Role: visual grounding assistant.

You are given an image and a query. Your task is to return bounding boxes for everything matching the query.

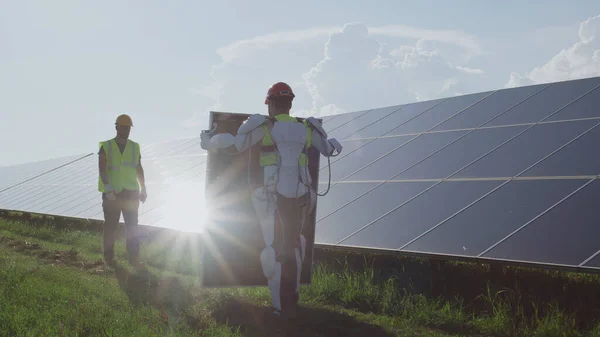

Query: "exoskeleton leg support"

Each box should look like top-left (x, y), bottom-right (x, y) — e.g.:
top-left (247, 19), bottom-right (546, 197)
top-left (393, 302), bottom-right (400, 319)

top-left (251, 184), bottom-right (314, 317)
top-left (251, 187), bottom-right (284, 313)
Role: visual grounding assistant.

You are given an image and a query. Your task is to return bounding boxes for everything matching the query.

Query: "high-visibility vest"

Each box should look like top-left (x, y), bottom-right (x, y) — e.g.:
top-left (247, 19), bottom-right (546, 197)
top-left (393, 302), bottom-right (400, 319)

top-left (260, 114), bottom-right (312, 167)
top-left (97, 139), bottom-right (141, 193)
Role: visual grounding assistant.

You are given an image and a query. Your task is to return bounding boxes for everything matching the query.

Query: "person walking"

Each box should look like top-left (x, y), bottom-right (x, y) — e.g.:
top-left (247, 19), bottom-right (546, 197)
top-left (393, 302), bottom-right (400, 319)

top-left (201, 82), bottom-right (343, 318)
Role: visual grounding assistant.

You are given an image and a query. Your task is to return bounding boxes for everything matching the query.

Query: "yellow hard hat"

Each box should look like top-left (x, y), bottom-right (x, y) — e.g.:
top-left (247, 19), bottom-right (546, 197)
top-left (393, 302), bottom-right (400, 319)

top-left (115, 114), bottom-right (133, 127)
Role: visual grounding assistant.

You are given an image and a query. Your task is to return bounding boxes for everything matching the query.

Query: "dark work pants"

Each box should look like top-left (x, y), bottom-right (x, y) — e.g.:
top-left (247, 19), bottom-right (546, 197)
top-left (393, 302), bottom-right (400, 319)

top-left (102, 191), bottom-right (140, 264)
top-left (274, 193), bottom-right (308, 314)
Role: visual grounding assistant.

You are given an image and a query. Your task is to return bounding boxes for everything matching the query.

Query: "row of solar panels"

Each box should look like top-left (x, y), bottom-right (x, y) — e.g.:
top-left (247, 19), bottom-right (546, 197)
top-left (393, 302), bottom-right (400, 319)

top-left (1, 76), bottom-right (600, 273)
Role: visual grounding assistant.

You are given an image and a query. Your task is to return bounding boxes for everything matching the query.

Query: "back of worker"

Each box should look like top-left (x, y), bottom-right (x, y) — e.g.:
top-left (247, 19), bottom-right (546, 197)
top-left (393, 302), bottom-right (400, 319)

top-left (199, 81), bottom-right (343, 320)
top-left (258, 82), bottom-right (307, 319)
top-left (260, 114), bottom-right (313, 200)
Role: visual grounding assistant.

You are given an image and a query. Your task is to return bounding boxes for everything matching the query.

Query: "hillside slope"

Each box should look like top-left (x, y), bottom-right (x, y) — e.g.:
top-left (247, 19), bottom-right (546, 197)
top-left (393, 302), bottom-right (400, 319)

top-left (1, 218), bottom-right (599, 336)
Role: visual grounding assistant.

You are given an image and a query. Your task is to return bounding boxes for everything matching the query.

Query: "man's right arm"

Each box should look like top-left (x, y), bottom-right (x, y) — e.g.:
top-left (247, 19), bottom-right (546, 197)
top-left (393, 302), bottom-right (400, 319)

top-left (200, 114), bottom-right (266, 153)
top-left (306, 117), bottom-right (343, 157)
top-left (98, 147), bottom-right (110, 185)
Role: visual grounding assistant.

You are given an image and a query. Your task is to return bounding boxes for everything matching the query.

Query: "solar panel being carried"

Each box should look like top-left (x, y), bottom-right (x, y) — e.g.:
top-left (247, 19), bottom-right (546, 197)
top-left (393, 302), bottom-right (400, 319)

top-left (1, 76), bottom-right (600, 274)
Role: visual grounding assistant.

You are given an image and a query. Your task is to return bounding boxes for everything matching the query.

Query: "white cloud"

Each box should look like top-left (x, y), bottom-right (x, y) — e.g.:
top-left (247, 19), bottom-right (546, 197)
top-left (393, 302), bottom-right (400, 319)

top-left (456, 66), bottom-right (485, 75)
top-left (188, 21), bottom-right (486, 127)
top-left (215, 27), bottom-right (338, 63)
top-left (214, 23), bottom-right (482, 65)
top-left (303, 22), bottom-right (486, 114)
top-left (507, 14), bottom-right (600, 87)
top-left (369, 25), bottom-right (484, 61)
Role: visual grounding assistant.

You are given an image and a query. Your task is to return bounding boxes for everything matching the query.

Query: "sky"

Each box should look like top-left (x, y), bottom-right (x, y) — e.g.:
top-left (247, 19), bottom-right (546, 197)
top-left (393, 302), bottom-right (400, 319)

top-left (2, 0), bottom-right (600, 167)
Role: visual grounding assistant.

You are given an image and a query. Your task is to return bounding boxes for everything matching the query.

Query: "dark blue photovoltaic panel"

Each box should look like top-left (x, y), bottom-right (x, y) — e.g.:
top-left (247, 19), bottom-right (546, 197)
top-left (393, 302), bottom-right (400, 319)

top-left (0, 154), bottom-right (89, 192)
top-left (339, 180), bottom-right (503, 249)
top-left (1, 155), bottom-right (98, 220)
top-left (519, 122), bottom-right (600, 177)
top-left (432, 84), bottom-right (547, 132)
top-left (452, 120), bottom-right (599, 179)
top-left (402, 179), bottom-right (587, 256)
top-left (328, 105), bottom-right (403, 140)
top-left (316, 181), bottom-right (435, 244)
top-left (327, 135), bottom-right (414, 181)
top-left (315, 182), bottom-right (379, 221)
top-left (321, 110), bottom-right (371, 133)
top-left (346, 98), bottom-right (446, 139)
top-left (544, 85), bottom-right (600, 122)
top-left (482, 179), bottom-right (600, 266)
top-left (58, 188), bottom-right (100, 218)
top-left (344, 130), bottom-right (468, 182)
top-left (483, 76), bottom-right (600, 127)
top-left (321, 115), bottom-right (339, 126)
top-left (384, 91), bottom-right (492, 136)
top-left (319, 138), bottom-right (372, 171)
top-left (0, 155), bottom-right (96, 214)
top-left (394, 125), bottom-right (527, 180)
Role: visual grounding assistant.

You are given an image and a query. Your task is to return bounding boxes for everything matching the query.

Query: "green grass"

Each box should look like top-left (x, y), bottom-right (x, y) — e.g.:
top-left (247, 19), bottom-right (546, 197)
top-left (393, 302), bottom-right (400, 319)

top-left (0, 245), bottom-right (239, 337)
top-left (2, 218), bottom-right (600, 336)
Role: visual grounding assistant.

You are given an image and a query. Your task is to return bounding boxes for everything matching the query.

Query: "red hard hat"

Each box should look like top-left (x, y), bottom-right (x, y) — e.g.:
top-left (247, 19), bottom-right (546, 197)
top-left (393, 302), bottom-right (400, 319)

top-left (265, 82), bottom-right (295, 104)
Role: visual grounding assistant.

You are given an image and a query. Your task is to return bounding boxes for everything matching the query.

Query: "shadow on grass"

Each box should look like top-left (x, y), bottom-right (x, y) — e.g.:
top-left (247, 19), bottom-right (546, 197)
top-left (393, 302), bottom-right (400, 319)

top-left (210, 296), bottom-right (396, 337)
top-left (112, 263), bottom-right (395, 337)
top-left (112, 263), bottom-right (192, 318)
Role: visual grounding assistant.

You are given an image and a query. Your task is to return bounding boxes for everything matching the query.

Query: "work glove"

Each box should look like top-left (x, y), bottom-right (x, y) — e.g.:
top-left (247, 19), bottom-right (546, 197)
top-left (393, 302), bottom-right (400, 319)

top-left (105, 184), bottom-right (116, 201)
top-left (140, 187), bottom-right (147, 203)
top-left (200, 130), bottom-right (211, 150)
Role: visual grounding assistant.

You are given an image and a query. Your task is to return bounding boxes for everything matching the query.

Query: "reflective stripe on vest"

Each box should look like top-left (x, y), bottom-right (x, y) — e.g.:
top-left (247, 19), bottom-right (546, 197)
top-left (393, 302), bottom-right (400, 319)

top-left (98, 139), bottom-right (140, 193)
top-left (259, 115), bottom-right (312, 167)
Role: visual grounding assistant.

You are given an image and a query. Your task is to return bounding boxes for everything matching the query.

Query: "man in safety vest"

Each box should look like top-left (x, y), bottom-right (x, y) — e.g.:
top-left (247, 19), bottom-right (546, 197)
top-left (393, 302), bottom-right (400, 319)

top-left (200, 82), bottom-right (343, 319)
top-left (98, 114), bottom-right (147, 267)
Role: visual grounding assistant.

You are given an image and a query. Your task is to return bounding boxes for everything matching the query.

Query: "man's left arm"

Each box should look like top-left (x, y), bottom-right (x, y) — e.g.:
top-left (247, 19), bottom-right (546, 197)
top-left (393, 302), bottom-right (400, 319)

top-left (306, 117), bottom-right (343, 157)
top-left (137, 154), bottom-right (147, 202)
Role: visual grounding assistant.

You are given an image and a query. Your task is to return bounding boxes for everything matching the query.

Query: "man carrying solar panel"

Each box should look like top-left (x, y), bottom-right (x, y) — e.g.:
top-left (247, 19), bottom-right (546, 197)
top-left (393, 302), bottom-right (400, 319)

top-left (97, 114), bottom-right (148, 268)
top-left (200, 82), bottom-right (343, 319)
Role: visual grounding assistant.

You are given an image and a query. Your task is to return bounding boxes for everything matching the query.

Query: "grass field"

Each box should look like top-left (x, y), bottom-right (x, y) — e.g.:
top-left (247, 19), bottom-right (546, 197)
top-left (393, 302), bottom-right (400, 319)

top-left (1, 217), bottom-right (600, 336)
